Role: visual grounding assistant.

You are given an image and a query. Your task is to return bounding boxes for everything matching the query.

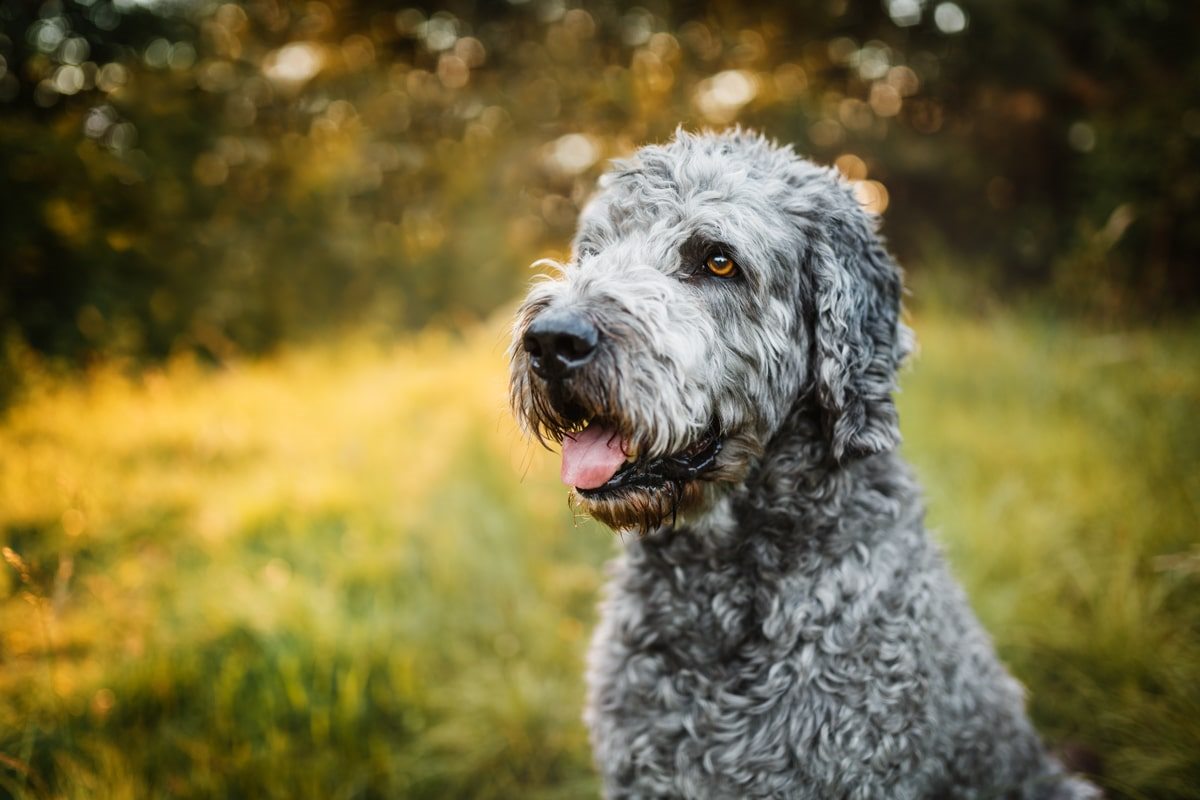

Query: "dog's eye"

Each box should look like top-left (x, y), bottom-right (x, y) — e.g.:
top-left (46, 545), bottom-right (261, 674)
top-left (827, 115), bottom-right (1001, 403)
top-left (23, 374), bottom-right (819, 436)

top-left (705, 254), bottom-right (738, 278)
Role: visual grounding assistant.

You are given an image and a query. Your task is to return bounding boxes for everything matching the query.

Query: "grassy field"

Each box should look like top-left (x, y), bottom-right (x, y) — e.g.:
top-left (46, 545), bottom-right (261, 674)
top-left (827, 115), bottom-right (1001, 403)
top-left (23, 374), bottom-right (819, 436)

top-left (1, 310), bottom-right (1197, 799)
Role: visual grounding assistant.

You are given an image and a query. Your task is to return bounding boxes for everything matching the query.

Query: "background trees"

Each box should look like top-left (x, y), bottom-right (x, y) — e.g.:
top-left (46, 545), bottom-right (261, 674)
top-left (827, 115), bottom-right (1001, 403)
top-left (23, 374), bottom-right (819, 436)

top-left (2, 0), bottom-right (1197, 378)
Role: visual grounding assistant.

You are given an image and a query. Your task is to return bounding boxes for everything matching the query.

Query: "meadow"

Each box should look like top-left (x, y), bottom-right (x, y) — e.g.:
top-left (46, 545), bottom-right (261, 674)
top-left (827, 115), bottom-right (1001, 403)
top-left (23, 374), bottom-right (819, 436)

top-left (1, 307), bottom-right (1197, 799)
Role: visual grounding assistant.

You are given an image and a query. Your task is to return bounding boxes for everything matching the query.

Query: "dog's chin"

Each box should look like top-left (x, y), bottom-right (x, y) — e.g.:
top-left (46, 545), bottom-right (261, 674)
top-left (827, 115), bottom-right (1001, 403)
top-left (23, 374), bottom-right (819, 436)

top-left (573, 480), bottom-right (710, 531)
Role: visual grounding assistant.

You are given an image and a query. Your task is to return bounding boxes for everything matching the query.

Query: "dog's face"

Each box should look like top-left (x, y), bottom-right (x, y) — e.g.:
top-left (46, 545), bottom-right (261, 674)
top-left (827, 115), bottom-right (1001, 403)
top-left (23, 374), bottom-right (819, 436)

top-left (510, 131), bottom-right (907, 531)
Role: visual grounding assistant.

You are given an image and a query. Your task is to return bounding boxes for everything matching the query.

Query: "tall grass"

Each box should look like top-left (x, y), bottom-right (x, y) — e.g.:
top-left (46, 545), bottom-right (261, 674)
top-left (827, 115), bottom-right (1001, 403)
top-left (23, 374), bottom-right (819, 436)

top-left (898, 312), bottom-right (1200, 799)
top-left (1, 310), bottom-right (1197, 798)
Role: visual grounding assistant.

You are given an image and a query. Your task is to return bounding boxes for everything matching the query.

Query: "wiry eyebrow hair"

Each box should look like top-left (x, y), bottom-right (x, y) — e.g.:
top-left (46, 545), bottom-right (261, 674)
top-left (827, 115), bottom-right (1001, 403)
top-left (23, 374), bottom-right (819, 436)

top-left (677, 233), bottom-right (715, 271)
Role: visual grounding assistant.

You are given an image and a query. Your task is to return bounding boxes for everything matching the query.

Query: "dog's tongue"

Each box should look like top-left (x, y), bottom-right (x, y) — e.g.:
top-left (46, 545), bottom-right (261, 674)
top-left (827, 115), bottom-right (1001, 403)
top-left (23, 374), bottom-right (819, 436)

top-left (561, 424), bottom-right (627, 489)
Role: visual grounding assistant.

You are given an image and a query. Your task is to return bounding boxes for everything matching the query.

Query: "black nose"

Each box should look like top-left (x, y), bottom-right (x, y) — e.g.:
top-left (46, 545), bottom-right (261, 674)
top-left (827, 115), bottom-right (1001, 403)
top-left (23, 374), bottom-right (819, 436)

top-left (522, 309), bottom-right (599, 379)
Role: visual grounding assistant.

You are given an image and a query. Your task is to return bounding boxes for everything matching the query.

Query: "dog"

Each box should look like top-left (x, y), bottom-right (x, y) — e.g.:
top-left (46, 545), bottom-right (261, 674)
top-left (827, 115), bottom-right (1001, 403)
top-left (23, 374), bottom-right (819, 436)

top-left (509, 129), bottom-right (1100, 798)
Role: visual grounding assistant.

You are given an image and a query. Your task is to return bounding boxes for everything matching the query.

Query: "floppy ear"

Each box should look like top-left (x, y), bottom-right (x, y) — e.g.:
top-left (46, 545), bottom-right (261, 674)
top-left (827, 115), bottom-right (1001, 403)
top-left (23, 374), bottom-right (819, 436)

top-left (807, 204), bottom-right (910, 463)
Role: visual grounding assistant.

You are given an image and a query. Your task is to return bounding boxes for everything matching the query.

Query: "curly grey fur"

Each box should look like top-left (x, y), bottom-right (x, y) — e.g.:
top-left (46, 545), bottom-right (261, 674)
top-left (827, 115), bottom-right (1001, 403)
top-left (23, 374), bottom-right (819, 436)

top-left (510, 130), bottom-right (1099, 798)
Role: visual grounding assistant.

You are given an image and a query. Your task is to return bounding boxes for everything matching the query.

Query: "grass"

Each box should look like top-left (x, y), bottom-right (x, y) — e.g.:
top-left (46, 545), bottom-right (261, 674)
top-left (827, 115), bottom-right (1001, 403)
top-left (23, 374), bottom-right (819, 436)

top-left (0, 309), bottom-right (1197, 799)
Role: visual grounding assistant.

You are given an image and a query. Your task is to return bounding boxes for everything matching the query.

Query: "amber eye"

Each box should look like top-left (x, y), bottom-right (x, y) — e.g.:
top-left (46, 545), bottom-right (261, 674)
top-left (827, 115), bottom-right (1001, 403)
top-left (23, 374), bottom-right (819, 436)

top-left (705, 254), bottom-right (738, 278)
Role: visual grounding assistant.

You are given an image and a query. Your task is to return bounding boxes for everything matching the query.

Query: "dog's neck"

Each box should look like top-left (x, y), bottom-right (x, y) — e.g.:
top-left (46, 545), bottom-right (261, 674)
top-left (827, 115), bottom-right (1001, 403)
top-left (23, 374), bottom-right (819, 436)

top-left (616, 407), bottom-right (923, 662)
top-left (636, 406), bottom-right (920, 568)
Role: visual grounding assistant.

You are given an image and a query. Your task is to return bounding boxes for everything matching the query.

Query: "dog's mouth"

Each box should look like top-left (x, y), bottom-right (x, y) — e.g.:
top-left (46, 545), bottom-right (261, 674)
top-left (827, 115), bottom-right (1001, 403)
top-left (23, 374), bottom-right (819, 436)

top-left (561, 420), bottom-right (723, 498)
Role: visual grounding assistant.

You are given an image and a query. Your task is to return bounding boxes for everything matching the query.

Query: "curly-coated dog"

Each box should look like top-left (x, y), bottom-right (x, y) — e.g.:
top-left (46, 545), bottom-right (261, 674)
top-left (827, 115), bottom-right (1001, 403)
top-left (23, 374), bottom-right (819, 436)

top-left (509, 130), bottom-right (1099, 798)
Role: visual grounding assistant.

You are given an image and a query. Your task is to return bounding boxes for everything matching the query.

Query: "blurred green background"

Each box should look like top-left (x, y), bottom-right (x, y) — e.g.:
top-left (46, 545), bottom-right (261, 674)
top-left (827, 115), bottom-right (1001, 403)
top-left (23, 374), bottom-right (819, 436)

top-left (1, 1), bottom-right (1198, 798)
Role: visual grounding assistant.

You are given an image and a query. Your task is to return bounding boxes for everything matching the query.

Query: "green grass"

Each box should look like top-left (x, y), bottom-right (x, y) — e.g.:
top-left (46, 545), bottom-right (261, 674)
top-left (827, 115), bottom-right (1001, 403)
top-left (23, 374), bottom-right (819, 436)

top-left (1, 310), bottom-right (1197, 798)
top-left (897, 312), bottom-right (1200, 798)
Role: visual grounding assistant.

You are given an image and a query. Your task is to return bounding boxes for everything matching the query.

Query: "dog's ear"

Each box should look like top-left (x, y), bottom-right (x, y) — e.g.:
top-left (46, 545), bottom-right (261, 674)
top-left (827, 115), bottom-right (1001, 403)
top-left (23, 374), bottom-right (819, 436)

top-left (804, 193), bottom-right (910, 463)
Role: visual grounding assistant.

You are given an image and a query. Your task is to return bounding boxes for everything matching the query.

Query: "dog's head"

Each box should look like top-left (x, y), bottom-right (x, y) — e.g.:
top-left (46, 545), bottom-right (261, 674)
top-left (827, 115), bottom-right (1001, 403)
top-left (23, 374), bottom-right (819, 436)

top-left (510, 130), bottom-right (909, 531)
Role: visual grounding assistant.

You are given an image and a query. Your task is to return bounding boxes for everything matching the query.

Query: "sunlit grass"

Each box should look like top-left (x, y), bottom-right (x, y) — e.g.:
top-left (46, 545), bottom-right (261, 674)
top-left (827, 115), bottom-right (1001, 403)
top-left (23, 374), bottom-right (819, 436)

top-left (898, 311), bottom-right (1200, 799)
top-left (1, 310), bottom-right (1197, 799)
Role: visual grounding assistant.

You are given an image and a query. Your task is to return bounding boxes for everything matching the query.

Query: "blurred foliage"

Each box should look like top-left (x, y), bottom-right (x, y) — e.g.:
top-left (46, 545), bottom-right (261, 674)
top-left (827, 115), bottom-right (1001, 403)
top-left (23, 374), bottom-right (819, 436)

top-left (2, 0), bottom-right (1199, 393)
top-left (0, 309), bottom-right (1198, 798)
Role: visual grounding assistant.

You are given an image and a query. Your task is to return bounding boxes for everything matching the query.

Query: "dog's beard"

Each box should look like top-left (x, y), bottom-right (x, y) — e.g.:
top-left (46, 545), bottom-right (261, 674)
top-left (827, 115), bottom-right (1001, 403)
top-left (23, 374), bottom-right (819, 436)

top-left (572, 479), bottom-right (708, 531)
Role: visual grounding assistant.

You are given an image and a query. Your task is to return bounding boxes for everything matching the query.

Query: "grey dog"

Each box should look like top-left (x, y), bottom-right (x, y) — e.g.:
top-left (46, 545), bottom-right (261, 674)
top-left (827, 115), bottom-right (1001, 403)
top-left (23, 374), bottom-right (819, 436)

top-left (509, 129), bottom-right (1099, 799)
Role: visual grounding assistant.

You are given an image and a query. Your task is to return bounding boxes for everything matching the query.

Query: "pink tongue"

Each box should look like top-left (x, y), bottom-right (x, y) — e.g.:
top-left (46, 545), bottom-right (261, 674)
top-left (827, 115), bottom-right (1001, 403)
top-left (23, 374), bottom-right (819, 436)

top-left (561, 424), bottom-right (628, 489)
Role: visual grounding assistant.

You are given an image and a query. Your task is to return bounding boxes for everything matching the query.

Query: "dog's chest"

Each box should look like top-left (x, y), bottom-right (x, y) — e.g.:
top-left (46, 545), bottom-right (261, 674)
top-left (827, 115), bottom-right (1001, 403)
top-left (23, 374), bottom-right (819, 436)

top-left (589, 557), bottom-right (808, 794)
top-left (586, 534), bottom-right (939, 796)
